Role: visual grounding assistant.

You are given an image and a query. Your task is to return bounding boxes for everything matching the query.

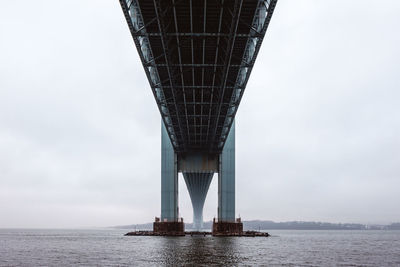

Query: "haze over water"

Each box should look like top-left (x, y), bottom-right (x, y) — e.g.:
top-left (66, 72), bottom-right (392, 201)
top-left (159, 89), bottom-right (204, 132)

top-left (1, 1), bottom-right (400, 265)
top-left (1, 229), bottom-right (400, 266)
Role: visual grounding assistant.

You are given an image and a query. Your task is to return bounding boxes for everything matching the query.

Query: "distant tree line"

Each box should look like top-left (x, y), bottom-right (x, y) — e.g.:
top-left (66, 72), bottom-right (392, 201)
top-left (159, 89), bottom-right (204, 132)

top-left (114, 221), bottom-right (400, 231)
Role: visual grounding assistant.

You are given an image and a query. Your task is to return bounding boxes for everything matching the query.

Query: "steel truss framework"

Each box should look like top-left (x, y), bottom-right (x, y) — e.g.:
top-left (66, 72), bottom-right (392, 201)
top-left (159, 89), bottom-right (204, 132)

top-left (120, 0), bottom-right (277, 153)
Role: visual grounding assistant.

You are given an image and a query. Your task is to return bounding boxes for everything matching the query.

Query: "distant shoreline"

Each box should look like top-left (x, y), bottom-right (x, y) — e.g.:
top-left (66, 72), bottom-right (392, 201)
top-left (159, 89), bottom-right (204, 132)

top-left (113, 221), bottom-right (400, 231)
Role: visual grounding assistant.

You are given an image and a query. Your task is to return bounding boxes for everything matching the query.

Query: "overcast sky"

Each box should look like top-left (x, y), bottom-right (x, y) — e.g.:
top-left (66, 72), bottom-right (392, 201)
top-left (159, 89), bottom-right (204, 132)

top-left (0, 0), bottom-right (399, 228)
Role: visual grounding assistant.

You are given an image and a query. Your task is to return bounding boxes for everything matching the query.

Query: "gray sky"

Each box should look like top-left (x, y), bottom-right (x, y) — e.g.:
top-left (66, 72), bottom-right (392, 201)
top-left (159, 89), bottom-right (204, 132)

top-left (0, 0), bottom-right (399, 228)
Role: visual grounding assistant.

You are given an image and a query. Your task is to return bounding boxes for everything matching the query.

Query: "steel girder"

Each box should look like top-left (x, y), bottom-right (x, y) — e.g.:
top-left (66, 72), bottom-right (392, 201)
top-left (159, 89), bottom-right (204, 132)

top-left (120, 0), bottom-right (277, 153)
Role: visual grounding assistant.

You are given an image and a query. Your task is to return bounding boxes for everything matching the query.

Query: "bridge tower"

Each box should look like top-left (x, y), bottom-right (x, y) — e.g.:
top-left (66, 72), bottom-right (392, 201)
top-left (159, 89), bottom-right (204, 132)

top-left (158, 120), bottom-right (236, 233)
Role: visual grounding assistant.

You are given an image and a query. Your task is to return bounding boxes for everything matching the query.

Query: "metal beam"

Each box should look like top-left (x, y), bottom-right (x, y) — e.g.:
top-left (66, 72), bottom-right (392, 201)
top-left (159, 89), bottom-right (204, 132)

top-left (206, 0), bottom-right (225, 150)
top-left (210, 0), bottom-right (243, 148)
top-left (153, 0), bottom-right (187, 150)
top-left (134, 32), bottom-right (259, 38)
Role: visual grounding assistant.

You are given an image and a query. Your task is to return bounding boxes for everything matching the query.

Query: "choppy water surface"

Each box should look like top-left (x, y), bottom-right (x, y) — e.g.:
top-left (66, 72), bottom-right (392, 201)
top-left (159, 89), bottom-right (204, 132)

top-left (1, 229), bottom-right (400, 266)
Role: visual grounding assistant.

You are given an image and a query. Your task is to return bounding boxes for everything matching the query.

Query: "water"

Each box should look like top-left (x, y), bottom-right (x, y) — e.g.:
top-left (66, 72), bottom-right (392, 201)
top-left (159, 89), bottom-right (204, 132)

top-left (1, 229), bottom-right (400, 266)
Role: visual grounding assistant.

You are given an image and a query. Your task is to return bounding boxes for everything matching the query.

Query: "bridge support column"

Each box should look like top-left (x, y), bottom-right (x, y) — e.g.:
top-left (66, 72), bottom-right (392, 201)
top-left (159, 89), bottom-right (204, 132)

top-left (213, 121), bottom-right (243, 236)
top-left (153, 121), bottom-right (184, 235)
top-left (218, 121), bottom-right (235, 222)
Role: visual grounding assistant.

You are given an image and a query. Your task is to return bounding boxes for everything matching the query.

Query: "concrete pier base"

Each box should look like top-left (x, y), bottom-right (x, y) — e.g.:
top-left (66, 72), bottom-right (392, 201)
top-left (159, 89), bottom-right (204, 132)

top-left (153, 217), bottom-right (185, 236)
top-left (126, 217), bottom-right (268, 237)
top-left (212, 218), bottom-right (243, 236)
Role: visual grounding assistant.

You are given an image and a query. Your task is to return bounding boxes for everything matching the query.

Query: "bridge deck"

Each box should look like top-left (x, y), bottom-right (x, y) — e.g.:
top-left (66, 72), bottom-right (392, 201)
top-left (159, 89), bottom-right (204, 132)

top-left (120, 0), bottom-right (277, 153)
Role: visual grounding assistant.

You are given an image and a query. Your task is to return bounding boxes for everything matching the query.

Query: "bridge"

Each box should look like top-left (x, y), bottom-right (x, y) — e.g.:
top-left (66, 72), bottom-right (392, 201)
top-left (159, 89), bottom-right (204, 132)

top-left (120, 0), bottom-right (277, 235)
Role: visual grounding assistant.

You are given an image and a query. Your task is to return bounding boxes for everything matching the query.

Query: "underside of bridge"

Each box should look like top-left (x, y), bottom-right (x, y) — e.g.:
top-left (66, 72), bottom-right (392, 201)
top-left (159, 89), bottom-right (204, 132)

top-left (120, 0), bottom-right (277, 234)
